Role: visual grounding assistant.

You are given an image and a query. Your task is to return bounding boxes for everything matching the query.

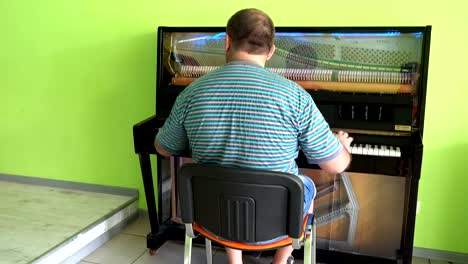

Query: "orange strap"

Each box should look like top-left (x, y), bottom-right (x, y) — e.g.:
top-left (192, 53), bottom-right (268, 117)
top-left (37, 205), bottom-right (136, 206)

top-left (193, 214), bottom-right (310, 251)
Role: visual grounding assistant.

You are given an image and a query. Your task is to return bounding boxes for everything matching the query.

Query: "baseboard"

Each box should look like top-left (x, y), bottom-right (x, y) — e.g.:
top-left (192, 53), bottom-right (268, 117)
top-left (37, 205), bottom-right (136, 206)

top-left (413, 247), bottom-right (468, 263)
top-left (59, 203), bottom-right (140, 264)
top-left (0, 173), bottom-right (138, 197)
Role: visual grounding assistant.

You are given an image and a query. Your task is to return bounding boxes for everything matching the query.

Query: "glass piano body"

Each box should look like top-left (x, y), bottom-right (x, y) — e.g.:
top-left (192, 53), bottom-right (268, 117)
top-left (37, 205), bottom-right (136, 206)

top-left (132, 26), bottom-right (431, 264)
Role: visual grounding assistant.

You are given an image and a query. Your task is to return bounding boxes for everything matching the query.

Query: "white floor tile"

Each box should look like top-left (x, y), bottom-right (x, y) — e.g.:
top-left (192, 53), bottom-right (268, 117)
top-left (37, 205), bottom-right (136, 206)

top-left (132, 241), bottom-right (305, 264)
top-left (121, 214), bottom-right (150, 237)
top-left (132, 241), bottom-right (211, 264)
top-left (428, 259), bottom-right (451, 264)
top-left (213, 250), bottom-right (271, 264)
top-left (412, 257), bottom-right (430, 264)
top-left (83, 234), bottom-right (146, 264)
top-left (213, 250), bottom-right (304, 264)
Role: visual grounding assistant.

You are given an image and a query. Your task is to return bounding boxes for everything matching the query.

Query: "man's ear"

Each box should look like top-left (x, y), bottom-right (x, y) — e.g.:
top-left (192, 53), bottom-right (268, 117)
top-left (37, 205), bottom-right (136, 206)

top-left (225, 34), bottom-right (231, 52)
top-left (266, 44), bottom-right (276, 60)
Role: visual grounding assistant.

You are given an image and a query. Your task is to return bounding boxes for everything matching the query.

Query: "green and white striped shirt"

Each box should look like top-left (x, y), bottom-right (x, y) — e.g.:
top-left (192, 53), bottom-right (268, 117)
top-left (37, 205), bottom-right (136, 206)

top-left (156, 61), bottom-right (342, 175)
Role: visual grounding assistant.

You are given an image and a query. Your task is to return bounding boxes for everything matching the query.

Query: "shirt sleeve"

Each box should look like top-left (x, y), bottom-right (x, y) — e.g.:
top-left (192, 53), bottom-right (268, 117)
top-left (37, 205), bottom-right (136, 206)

top-left (155, 94), bottom-right (188, 155)
top-left (298, 96), bottom-right (343, 164)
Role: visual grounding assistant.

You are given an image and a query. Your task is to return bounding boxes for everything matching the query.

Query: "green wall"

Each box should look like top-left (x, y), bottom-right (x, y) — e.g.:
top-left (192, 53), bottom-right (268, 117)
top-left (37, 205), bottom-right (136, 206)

top-left (1, 0), bottom-right (467, 254)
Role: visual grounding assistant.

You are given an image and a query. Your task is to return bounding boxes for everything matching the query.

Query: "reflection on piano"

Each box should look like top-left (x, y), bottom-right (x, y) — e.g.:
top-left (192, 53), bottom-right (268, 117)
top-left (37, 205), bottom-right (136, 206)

top-left (133, 26), bottom-right (431, 264)
top-left (311, 171), bottom-right (359, 252)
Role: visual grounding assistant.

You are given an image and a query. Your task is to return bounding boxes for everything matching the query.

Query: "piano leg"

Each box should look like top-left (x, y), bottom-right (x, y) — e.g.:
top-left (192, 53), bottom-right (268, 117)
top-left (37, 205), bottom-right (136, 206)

top-left (138, 153), bottom-right (159, 244)
top-left (138, 153), bottom-right (165, 252)
top-left (397, 177), bottom-right (420, 264)
top-left (398, 146), bottom-right (423, 264)
top-left (138, 153), bottom-right (186, 253)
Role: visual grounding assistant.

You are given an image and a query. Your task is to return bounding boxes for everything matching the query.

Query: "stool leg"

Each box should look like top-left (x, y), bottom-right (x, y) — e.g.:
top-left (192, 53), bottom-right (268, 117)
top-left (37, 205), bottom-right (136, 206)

top-left (304, 236), bottom-right (312, 264)
top-left (184, 233), bottom-right (192, 264)
top-left (205, 238), bottom-right (213, 264)
top-left (304, 224), bottom-right (312, 264)
top-left (312, 218), bottom-right (316, 264)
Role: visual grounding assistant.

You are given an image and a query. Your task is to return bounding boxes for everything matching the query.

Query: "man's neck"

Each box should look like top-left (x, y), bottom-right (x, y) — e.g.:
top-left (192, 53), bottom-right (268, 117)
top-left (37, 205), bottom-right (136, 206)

top-left (227, 51), bottom-right (267, 67)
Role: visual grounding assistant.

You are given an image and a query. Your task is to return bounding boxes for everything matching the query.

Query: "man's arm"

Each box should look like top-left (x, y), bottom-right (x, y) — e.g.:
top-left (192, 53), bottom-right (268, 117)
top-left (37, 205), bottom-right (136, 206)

top-left (298, 95), bottom-right (353, 174)
top-left (154, 120), bottom-right (188, 157)
top-left (154, 93), bottom-right (188, 157)
top-left (154, 139), bottom-right (173, 157)
top-left (318, 131), bottom-right (353, 174)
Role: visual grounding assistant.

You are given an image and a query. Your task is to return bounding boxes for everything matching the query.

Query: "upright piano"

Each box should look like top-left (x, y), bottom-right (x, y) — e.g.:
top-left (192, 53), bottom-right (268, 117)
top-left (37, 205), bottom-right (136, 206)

top-left (133, 26), bottom-right (431, 264)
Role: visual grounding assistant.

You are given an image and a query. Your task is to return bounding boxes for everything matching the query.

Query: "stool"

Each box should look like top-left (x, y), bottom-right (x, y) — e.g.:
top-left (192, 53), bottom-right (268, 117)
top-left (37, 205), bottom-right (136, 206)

top-left (177, 163), bottom-right (316, 264)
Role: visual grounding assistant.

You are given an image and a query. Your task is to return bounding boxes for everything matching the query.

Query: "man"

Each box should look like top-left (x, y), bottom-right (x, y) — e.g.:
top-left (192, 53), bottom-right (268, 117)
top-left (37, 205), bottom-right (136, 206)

top-left (155, 8), bottom-right (353, 264)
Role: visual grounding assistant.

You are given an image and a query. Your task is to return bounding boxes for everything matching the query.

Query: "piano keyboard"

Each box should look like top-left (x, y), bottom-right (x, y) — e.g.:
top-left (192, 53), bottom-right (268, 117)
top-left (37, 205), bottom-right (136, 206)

top-left (350, 144), bottom-right (401, 157)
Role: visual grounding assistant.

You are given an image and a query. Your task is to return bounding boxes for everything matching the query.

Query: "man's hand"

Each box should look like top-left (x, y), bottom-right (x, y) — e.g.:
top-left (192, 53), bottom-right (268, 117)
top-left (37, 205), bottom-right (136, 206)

top-left (335, 131), bottom-right (353, 153)
top-left (318, 130), bottom-right (353, 174)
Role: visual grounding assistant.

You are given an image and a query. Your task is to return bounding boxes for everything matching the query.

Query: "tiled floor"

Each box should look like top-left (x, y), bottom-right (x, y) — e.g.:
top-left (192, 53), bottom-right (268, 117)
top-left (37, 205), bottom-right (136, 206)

top-left (80, 215), bottom-right (458, 264)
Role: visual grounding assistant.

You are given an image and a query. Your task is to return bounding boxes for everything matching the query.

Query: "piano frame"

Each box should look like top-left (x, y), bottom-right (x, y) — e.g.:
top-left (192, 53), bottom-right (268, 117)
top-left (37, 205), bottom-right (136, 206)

top-left (133, 26), bottom-right (431, 264)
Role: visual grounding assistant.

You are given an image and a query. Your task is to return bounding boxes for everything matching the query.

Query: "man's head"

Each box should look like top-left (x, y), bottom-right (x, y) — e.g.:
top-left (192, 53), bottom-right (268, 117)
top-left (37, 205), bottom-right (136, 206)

top-left (226, 8), bottom-right (275, 63)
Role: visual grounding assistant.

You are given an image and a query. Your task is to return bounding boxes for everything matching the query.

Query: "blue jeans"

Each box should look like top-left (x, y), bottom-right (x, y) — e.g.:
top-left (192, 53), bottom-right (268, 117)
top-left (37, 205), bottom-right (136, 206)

top-left (248, 175), bottom-right (316, 245)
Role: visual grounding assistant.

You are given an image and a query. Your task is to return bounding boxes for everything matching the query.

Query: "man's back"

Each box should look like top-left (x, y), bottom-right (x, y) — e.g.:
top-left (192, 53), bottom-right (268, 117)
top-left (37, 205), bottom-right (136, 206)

top-left (154, 8), bottom-right (352, 264)
top-left (157, 60), bottom-right (342, 175)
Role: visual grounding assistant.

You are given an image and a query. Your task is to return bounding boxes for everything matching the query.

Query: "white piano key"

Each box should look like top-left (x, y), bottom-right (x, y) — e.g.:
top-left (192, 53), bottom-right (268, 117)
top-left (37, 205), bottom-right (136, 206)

top-left (369, 145), bottom-right (377, 156)
top-left (389, 146), bottom-right (397, 157)
top-left (388, 146), bottom-right (393, 157)
top-left (378, 146), bottom-right (385, 156)
top-left (355, 145), bottom-right (360, 155)
top-left (396, 147), bottom-right (401, 157)
top-left (354, 144), bottom-right (360, 155)
top-left (353, 144), bottom-right (359, 155)
top-left (384, 146), bottom-right (390, 157)
top-left (373, 145), bottom-right (379, 155)
top-left (351, 144), bottom-right (357, 154)
top-left (362, 144), bottom-right (369, 155)
top-left (348, 144), bottom-right (402, 157)
top-left (357, 144), bottom-right (363, 155)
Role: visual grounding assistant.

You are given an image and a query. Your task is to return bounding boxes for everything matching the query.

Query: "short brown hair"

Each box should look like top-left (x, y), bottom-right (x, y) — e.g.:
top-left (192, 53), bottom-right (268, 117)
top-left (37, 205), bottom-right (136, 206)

top-left (226, 8), bottom-right (275, 55)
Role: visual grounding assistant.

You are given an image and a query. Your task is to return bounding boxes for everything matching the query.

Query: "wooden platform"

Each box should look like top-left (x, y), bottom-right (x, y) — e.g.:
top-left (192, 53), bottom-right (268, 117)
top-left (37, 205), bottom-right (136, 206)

top-left (0, 174), bottom-right (138, 264)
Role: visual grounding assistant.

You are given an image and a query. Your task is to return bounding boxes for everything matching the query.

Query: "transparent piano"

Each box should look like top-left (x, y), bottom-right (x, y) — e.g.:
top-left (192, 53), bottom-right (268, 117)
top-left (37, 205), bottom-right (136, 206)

top-left (133, 26), bottom-right (431, 264)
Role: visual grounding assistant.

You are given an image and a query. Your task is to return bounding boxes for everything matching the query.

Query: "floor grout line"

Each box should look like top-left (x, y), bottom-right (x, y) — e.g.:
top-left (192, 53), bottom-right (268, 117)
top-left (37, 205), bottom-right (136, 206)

top-left (130, 249), bottom-right (148, 264)
top-left (81, 260), bottom-right (100, 264)
top-left (120, 232), bottom-right (147, 238)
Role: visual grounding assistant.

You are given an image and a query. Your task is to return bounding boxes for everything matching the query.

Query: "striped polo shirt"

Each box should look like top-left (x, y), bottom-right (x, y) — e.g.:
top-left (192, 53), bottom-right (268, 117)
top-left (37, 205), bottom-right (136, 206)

top-left (156, 61), bottom-right (342, 175)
